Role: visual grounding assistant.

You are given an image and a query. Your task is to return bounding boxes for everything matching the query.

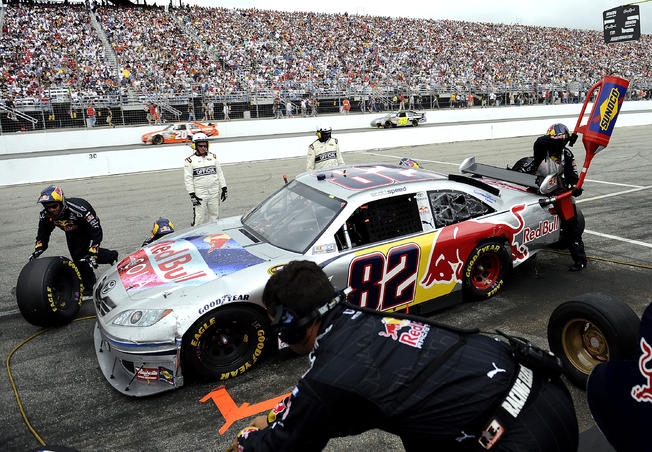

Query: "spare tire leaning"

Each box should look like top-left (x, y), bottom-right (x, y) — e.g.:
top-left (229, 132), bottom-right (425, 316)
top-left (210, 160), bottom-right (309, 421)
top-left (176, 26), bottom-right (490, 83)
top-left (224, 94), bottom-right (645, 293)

top-left (16, 256), bottom-right (84, 327)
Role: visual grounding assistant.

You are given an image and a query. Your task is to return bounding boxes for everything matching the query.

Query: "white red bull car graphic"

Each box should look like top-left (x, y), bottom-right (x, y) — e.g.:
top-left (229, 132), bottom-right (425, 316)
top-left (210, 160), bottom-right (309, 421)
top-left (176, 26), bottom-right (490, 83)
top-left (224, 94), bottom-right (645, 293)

top-left (92, 163), bottom-right (571, 396)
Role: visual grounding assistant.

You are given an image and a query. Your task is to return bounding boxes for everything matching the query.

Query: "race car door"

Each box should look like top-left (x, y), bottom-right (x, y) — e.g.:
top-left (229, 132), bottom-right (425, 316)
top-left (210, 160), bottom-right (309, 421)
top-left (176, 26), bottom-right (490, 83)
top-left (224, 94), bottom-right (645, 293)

top-left (322, 191), bottom-right (450, 313)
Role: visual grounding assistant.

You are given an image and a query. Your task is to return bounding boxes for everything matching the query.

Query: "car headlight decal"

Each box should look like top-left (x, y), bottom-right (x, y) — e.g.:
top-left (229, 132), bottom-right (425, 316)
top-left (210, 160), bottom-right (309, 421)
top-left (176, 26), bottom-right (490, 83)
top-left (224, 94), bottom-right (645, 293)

top-left (112, 309), bottom-right (173, 327)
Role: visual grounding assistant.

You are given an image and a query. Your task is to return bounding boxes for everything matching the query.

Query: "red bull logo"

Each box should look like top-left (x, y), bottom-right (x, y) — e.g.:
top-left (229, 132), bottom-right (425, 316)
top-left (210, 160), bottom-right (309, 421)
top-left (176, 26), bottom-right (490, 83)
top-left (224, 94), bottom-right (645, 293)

top-left (204, 234), bottom-right (231, 253)
top-left (631, 337), bottom-right (652, 403)
top-left (522, 217), bottom-right (559, 244)
top-left (378, 317), bottom-right (430, 348)
top-left (420, 204), bottom-right (527, 288)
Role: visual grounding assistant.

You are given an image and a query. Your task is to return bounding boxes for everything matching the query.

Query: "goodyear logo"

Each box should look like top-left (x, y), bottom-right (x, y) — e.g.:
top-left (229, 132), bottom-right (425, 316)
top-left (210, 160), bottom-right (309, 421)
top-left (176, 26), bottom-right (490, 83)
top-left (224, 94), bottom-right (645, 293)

top-left (599, 87), bottom-right (620, 131)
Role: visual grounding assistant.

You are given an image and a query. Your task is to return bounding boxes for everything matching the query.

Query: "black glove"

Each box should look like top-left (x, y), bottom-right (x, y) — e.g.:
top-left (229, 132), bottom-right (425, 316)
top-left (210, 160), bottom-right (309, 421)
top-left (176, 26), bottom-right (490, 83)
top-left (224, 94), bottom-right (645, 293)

top-left (571, 186), bottom-right (583, 197)
top-left (29, 248), bottom-right (44, 261)
top-left (190, 192), bottom-right (202, 206)
top-left (568, 132), bottom-right (578, 147)
top-left (221, 187), bottom-right (228, 202)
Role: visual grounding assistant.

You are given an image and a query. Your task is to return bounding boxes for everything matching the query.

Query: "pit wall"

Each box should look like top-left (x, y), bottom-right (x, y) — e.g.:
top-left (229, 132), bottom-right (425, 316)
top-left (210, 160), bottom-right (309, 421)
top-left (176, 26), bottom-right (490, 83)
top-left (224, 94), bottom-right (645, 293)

top-left (2, 101), bottom-right (651, 186)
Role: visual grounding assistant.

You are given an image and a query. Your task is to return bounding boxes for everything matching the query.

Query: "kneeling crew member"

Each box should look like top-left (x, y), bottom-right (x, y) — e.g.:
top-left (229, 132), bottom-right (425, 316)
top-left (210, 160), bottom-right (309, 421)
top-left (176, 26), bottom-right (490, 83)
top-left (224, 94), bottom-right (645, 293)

top-left (234, 260), bottom-right (579, 451)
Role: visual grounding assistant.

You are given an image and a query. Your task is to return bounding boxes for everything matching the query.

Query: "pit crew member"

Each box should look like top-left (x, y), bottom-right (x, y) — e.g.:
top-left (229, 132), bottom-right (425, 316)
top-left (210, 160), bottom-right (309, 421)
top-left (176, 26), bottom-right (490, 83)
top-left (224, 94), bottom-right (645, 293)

top-left (306, 125), bottom-right (344, 170)
top-left (525, 123), bottom-right (587, 271)
top-left (184, 132), bottom-right (227, 226)
top-left (234, 261), bottom-right (579, 452)
top-left (32, 185), bottom-right (119, 296)
top-left (141, 217), bottom-right (175, 246)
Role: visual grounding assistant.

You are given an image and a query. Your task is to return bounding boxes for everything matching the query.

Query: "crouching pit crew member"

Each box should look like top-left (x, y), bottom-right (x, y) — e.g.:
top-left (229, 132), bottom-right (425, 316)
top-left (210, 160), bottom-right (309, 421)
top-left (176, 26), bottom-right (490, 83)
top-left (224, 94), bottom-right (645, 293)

top-left (32, 185), bottom-right (119, 296)
top-left (141, 217), bottom-right (175, 246)
top-left (233, 260), bottom-right (578, 451)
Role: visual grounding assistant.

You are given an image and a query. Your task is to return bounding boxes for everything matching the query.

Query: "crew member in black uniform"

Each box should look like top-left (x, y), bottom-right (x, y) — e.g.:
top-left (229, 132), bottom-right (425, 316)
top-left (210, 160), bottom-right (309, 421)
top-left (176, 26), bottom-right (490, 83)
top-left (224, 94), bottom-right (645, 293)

top-left (524, 123), bottom-right (587, 271)
top-left (234, 260), bottom-right (578, 452)
top-left (31, 185), bottom-right (119, 295)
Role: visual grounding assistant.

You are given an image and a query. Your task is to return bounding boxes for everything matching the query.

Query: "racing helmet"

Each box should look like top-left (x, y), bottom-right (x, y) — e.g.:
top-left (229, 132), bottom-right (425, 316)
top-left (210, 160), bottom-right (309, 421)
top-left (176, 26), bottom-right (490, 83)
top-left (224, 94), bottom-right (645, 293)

top-left (316, 124), bottom-right (332, 142)
top-left (38, 185), bottom-right (66, 218)
top-left (192, 132), bottom-right (209, 152)
top-left (399, 158), bottom-right (421, 169)
top-left (546, 123), bottom-right (570, 143)
top-left (151, 217), bottom-right (175, 240)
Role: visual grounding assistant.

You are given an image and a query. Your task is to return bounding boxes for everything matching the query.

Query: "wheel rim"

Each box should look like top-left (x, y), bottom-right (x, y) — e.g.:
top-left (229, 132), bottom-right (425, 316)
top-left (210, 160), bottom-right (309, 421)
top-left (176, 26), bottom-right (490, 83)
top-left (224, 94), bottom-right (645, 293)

top-left (470, 253), bottom-right (501, 290)
top-left (197, 319), bottom-right (252, 369)
top-left (561, 319), bottom-right (609, 376)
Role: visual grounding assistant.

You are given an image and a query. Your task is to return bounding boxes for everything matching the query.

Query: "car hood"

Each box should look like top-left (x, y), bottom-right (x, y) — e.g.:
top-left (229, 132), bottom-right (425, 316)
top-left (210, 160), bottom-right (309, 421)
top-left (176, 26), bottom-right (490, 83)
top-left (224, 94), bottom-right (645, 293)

top-left (105, 218), bottom-right (285, 301)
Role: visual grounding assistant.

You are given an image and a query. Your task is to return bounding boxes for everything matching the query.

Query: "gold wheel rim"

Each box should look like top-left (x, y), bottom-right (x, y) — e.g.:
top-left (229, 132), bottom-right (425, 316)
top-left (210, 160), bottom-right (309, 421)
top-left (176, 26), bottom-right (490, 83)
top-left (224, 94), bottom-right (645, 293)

top-left (561, 319), bottom-right (610, 376)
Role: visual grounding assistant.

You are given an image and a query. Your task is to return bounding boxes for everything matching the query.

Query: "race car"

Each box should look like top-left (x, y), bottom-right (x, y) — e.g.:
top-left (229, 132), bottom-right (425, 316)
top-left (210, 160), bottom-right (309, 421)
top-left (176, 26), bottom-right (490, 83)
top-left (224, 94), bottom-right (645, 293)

top-left (92, 161), bottom-right (573, 396)
top-left (371, 110), bottom-right (426, 128)
top-left (141, 122), bottom-right (219, 145)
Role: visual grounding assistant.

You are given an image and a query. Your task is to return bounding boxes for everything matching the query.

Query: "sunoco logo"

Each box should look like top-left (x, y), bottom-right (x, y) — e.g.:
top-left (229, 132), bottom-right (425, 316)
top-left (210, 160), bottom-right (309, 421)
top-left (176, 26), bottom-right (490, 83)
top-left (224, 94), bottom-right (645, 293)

top-left (599, 88), bottom-right (620, 131)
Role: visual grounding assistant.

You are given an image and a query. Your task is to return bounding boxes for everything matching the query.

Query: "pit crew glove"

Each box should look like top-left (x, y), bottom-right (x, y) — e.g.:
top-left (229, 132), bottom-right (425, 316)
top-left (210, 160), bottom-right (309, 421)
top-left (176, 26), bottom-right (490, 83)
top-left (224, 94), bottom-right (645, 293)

top-left (30, 242), bottom-right (46, 261)
top-left (221, 187), bottom-right (228, 202)
top-left (190, 192), bottom-right (202, 206)
top-left (568, 132), bottom-right (578, 147)
top-left (571, 186), bottom-right (583, 197)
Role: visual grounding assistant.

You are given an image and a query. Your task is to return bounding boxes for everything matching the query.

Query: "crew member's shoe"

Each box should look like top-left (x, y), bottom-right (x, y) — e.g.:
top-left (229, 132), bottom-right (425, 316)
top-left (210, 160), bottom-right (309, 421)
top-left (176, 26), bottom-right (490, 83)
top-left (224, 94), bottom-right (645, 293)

top-left (568, 261), bottom-right (587, 272)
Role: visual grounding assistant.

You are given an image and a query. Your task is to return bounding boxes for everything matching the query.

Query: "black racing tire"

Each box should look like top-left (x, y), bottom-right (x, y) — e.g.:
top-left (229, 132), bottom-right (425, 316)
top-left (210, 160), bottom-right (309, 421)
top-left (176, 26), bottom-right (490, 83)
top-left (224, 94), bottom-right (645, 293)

top-left (547, 294), bottom-right (640, 389)
top-left (152, 135), bottom-right (164, 145)
top-left (462, 240), bottom-right (510, 300)
top-left (16, 256), bottom-right (83, 327)
top-left (412, 119), bottom-right (419, 127)
top-left (181, 304), bottom-right (271, 382)
top-left (384, 121), bottom-right (392, 129)
top-left (511, 156), bottom-right (534, 173)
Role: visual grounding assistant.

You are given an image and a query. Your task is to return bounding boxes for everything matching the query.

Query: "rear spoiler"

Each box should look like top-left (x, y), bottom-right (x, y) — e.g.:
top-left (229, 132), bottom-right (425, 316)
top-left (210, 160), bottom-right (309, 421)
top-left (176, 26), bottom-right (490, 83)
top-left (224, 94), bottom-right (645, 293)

top-left (458, 157), bottom-right (539, 190)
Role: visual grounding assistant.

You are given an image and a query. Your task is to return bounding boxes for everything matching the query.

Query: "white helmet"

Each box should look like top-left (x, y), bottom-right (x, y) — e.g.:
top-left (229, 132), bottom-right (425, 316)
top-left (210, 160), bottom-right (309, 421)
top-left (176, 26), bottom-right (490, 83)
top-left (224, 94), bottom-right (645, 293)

top-left (316, 124), bottom-right (332, 142)
top-left (192, 132), bottom-right (209, 151)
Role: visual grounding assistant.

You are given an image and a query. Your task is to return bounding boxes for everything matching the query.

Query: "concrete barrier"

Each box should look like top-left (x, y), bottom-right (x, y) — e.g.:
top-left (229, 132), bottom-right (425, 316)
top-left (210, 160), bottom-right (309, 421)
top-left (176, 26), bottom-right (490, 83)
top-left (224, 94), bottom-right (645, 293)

top-left (2, 101), bottom-right (651, 186)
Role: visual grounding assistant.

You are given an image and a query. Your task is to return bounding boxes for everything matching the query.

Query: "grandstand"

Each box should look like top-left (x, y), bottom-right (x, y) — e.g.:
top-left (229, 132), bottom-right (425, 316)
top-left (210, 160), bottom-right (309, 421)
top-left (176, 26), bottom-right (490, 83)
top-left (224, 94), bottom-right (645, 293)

top-left (1, 0), bottom-right (651, 133)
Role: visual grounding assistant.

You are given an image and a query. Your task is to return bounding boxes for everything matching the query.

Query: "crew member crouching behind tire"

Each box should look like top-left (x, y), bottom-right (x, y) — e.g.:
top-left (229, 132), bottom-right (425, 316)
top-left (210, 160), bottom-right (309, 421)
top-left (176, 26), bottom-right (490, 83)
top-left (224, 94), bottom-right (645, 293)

top-left (32, 185), bottom-right (119, 296)
top-left (233, 260), bottom-right (579, 452)
top-left (184, 132), bottom-right (227, 226)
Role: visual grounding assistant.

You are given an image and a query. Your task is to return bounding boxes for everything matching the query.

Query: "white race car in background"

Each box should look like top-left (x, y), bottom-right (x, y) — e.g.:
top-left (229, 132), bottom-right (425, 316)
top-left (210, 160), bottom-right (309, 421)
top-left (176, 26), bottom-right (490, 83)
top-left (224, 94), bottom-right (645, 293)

top-left (371, 110), bottom-right (426, 128)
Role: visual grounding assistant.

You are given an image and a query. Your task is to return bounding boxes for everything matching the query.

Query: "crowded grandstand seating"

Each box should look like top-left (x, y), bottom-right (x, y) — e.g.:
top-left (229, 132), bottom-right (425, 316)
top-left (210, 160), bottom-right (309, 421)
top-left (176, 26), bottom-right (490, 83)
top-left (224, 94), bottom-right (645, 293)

top-left (0, 1), bottom-right (650, 131)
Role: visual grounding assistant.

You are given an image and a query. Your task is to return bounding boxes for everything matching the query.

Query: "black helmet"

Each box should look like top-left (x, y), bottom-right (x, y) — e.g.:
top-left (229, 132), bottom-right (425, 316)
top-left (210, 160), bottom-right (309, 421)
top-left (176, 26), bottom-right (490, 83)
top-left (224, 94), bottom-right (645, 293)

top-left (316, 124), bottom-right (332, 143)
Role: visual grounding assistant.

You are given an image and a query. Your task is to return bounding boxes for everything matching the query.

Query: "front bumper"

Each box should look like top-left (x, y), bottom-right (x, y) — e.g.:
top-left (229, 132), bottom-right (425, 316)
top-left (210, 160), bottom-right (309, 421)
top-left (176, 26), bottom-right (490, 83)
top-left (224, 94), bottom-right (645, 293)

top-left (94, 322), bottom-right (184, 397)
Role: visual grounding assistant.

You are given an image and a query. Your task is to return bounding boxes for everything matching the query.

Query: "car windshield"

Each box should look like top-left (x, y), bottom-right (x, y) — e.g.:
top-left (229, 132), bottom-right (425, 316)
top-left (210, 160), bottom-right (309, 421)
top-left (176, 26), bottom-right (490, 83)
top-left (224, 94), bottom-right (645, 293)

top-left (242, 180), bottom-right (345, 253)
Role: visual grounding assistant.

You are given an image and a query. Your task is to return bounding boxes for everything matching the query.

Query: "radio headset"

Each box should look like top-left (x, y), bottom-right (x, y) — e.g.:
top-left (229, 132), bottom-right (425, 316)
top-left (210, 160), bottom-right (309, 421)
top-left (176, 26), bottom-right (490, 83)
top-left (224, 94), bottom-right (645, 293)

top-left (272, 287), bottom-right (562, 378)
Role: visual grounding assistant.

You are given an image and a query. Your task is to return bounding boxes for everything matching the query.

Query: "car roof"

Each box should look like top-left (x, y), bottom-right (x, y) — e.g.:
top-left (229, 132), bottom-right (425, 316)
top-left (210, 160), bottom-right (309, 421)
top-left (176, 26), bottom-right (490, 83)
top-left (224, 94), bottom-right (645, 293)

top-left (296, 164), bottom-right (459, 201)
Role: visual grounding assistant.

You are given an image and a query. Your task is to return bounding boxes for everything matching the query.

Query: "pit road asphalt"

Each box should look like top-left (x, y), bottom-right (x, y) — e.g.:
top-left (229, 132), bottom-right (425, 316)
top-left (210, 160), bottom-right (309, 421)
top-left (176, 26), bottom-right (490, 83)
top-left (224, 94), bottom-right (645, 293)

top-left (1, 125), bottom-right (650, 451)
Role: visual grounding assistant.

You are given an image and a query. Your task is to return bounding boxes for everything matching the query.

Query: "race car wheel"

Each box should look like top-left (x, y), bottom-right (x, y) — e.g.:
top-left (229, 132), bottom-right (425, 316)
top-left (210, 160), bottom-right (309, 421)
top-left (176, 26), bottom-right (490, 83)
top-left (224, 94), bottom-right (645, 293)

top-left (182, 304), bottom-right (271, 382)
top-left (412, 120), bottom-right (419, 127)
top-left (384, 121), bottom-right (392, 129)
top-left (462, 240), bottom-right (510, 300)
top-left (16, 256), bottom-right (83, 327)
top-left (152, 135), bottom-right (164, 145)
top-left (547, 294), bottom-right (640, 389)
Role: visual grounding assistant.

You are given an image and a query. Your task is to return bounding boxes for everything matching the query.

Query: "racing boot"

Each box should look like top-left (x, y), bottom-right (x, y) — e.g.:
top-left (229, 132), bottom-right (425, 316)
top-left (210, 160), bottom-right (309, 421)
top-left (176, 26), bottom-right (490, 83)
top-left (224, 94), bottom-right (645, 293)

top-left (568, 260), bottom-right (587, 272)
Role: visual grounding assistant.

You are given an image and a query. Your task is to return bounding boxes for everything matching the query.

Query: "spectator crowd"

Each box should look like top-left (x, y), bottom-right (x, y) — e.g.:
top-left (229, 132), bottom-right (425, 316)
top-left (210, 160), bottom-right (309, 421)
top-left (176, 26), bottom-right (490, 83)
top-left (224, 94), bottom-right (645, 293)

top-left (1, 1), bottom-right (651, 105)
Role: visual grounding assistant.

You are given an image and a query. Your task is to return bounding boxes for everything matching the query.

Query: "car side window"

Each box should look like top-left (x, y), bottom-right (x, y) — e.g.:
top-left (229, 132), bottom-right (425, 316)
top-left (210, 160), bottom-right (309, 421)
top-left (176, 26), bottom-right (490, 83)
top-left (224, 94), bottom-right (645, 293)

top-left (335, 193), bottom-right (422, 250)
top-left (427, 190), bottom-right (494, 228)
top-left (175, 124), bottom-right (186, 130)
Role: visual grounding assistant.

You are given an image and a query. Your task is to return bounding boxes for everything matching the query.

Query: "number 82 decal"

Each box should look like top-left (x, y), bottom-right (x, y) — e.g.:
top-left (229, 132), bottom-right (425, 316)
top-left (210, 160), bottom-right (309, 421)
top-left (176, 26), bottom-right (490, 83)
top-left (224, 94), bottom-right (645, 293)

top-left (347, 243), bottom-right (420, 311)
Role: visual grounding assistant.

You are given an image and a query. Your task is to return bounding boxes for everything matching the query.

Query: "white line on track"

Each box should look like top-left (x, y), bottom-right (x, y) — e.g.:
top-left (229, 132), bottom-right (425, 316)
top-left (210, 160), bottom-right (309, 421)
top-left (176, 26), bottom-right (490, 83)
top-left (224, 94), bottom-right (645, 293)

top-left (577, 185), bottom-right (652, 203)
top-left (584, 229), bottom-right (652, 249)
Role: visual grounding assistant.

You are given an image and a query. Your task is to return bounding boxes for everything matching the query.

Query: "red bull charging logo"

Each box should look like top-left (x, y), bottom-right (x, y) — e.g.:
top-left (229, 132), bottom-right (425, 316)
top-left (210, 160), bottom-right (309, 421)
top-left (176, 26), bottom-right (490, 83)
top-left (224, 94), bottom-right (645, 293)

top-left (631, 337), bottom-right (652, 403)
top-left (420, 204), bottom-right (528, 288)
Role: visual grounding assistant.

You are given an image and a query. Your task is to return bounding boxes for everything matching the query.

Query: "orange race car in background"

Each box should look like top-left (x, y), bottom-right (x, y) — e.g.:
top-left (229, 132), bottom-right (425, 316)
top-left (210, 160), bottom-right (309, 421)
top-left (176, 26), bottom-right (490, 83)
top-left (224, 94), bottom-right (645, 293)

top-left (141, 122), bottom-right (219, 145)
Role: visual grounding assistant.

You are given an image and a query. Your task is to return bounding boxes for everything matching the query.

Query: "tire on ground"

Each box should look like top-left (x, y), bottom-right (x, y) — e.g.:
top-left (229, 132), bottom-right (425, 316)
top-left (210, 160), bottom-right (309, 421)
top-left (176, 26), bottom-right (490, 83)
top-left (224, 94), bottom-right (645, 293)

top-left (152, 135), bottom-right (164, 145)
top-left (412, 119), bottom-right (419, 127)
top-left (547, 293), bottom-right (640, 389)
top-left (181, 304), bottom-right (271, 382)
top-left (16, 256), bottom-right (83, 327)
top-left (462, 240), bottom-right (510, 300)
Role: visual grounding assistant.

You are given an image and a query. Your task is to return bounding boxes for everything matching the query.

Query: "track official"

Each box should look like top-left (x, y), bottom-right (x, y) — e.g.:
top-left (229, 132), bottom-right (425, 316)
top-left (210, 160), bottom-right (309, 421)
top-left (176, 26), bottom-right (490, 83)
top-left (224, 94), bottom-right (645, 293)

top-left (234, 261), bottom-right (579, 451)
top-left (306, 125), bottom-right (344, 170)
top-left (184, 133), bottom-right (227, 226)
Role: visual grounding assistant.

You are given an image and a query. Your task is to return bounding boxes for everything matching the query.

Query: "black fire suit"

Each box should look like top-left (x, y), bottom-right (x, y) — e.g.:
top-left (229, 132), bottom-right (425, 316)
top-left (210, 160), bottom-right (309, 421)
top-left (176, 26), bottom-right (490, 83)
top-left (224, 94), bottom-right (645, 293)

top-left (238, 305), bottom-right (578, 451)
top-left (35, 197), bottom-right (117, 291)
top-left (532, 135), bottom-right (587, 267)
